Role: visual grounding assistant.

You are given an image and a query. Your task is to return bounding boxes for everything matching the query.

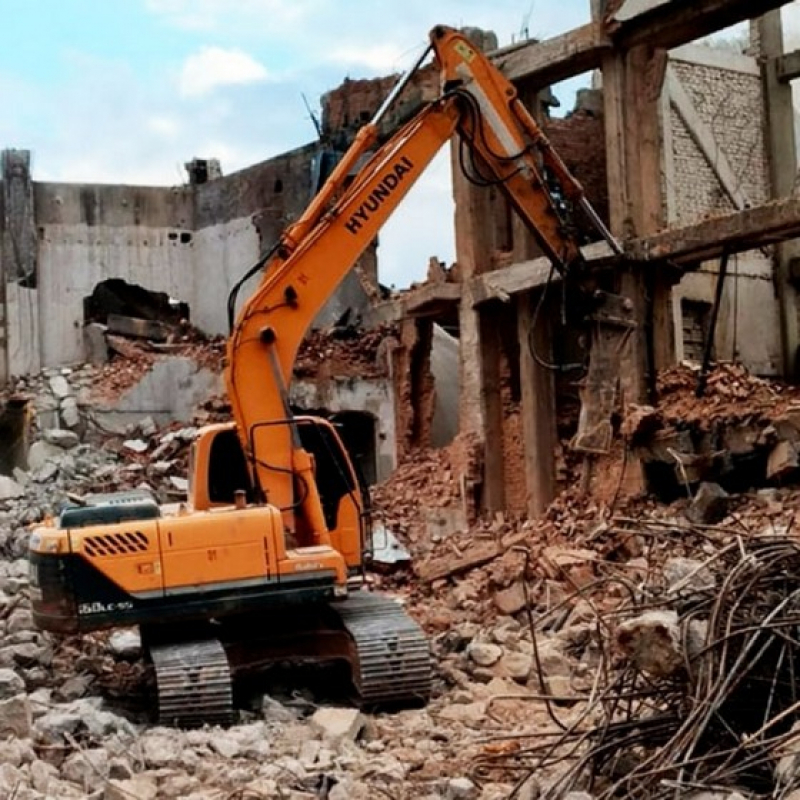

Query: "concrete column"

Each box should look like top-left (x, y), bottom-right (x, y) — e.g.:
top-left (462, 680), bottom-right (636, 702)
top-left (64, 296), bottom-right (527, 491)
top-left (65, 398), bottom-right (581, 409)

top-left (1, 150), bottom-right (42, 384)
top-left (758, 11), bottom-right (800, 379)
top-left (1, 149), bottom-right (40, 380)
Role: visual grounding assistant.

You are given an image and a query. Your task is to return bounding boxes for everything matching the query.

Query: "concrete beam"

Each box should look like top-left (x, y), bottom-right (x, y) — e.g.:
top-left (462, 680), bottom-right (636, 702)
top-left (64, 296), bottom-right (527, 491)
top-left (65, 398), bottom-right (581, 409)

top-left (492, 23), bottom-right (611, 87)
top-left (776, 48), bottom-right (800, 83)
top-left (609, 0), bottom-right (792, 50)
top-left (469, 194), bottom-right (800, 305)
top-left (630, 194), bottom-right (800, 264)
top-left (489, 0), bottom-right (791, 88)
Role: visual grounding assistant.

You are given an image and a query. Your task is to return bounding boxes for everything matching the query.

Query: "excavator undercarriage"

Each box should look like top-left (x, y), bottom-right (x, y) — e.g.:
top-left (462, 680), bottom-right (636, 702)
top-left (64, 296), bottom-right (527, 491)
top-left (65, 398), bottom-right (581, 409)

top-left (147, 593), bottom-right (431, 727)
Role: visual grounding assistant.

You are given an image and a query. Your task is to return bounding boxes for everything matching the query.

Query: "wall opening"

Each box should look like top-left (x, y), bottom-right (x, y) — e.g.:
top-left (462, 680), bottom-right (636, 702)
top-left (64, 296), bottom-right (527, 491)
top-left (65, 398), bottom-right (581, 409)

top-left (84, 279), bottom-right (189, 328)
top-left (292, 407), bottom-right (378, 486)
top-left (0, 397), bottom-right (30, 476)
top-left (681, 299), bottom-right (712, 363)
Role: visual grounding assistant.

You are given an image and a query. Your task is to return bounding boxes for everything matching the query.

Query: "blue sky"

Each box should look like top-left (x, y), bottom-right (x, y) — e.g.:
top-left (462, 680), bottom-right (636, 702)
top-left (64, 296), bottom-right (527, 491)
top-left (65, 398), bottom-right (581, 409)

top-left (2, 1), bottom-right (798, 288)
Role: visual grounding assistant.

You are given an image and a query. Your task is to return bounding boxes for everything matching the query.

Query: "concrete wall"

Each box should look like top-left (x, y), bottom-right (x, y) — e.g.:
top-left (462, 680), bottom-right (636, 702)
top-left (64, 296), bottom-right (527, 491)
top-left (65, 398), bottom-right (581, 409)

top-left (0, 142), bottom-right (378, 377)
top-left (665, 44), bottom-right (781, 375)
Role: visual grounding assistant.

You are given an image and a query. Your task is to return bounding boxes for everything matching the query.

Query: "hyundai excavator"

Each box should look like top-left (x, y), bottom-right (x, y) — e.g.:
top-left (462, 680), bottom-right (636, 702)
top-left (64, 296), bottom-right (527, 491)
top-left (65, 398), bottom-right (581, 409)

top-left (28, 26), bottom-right (624, 727)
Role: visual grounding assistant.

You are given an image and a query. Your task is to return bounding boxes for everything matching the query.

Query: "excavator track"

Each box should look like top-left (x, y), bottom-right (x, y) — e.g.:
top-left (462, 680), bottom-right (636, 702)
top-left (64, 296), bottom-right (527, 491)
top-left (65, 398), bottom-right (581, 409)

top-left (333, 592), bottom-right (432, 706)
top-left (150, 639), bottom-right (234, 727)
top-left (147, 593), bottom-right (430, 727)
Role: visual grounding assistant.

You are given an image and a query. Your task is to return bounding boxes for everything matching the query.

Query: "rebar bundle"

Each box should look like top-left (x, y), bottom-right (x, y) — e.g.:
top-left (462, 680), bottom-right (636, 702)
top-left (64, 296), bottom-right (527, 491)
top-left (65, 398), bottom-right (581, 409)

top-left (474, 530), bottom-right (800, 799)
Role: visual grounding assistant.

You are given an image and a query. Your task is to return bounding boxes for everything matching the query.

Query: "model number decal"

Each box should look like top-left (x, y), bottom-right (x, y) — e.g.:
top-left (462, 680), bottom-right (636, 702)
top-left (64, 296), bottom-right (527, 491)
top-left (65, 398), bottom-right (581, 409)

top-left (78, 601), bottom-right (134, 615)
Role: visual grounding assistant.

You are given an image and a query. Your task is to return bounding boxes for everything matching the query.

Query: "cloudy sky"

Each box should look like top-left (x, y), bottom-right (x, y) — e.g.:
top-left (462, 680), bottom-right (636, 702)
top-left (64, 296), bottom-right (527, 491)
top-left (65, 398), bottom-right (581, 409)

top-left (2, 1), bottom-right (800, 288)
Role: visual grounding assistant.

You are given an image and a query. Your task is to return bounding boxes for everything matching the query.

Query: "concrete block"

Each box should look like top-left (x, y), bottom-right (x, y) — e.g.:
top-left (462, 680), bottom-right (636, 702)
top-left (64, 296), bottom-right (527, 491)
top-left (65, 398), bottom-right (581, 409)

top-left (310, 707), bottom-right (365, 744)
top-left (616, 610), bottom-right (683, 678)
top-left (83, 323), bottom-right (109, 364)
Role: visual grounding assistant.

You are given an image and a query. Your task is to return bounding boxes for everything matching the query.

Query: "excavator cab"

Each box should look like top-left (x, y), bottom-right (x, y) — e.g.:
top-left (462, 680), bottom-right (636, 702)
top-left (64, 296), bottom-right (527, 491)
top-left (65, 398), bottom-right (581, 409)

top-left (190, 419), bottom-right (366, 569)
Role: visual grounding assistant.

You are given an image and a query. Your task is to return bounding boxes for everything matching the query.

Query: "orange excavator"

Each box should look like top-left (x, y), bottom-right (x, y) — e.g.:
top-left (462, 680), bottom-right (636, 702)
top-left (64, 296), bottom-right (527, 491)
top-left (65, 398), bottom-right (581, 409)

top-left (29, 26), bottom-right (623, 726)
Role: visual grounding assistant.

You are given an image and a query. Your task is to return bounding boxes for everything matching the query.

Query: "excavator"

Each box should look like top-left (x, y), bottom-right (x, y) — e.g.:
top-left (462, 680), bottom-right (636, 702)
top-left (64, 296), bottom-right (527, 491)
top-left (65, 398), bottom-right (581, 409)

top-left (28, 25), bottom-right (624, 727)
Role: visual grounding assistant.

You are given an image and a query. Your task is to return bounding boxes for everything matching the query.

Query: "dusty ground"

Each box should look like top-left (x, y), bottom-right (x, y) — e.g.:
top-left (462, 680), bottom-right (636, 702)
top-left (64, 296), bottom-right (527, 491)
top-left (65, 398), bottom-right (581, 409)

top-left (2, 344), bottom-right (800, 798)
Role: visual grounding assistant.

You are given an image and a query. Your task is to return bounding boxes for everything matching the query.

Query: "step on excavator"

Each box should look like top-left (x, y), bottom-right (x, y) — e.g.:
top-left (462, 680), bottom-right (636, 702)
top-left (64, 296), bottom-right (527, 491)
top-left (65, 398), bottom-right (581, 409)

top-left (29, 25), bottom-right (626, 727)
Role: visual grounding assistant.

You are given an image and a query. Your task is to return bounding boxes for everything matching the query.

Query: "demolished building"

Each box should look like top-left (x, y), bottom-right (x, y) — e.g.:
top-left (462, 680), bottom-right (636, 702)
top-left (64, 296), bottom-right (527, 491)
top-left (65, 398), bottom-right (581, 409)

top-left (2, 3), bottom-right (800, 798)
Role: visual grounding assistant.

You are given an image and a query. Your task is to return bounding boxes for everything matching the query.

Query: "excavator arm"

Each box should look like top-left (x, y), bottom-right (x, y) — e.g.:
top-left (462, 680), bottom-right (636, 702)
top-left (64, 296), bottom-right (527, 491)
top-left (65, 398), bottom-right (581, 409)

top-left (225, 26), bottom-right (623, 535)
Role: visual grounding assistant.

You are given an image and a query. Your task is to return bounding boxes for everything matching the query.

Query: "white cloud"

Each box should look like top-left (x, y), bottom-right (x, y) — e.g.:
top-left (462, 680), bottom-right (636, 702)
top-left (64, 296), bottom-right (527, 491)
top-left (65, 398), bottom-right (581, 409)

top-left (146, 115), bottom-right (181, 138)
top-left (328, 44), bottom-right (407, 74)
top-left (179, 46), bottom-right (269, 97)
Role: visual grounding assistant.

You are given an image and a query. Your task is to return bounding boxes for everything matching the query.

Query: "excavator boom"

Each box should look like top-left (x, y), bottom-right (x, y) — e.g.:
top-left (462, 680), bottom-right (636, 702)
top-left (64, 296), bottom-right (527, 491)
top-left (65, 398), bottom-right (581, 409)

top-left (225, 26), bottom-right (621, 530)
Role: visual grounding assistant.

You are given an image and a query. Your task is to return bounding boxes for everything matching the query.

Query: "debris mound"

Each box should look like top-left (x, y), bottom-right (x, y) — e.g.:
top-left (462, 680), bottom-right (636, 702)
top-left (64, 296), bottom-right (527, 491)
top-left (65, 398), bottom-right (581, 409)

top-left (476, 528), bottom-right (800, 799)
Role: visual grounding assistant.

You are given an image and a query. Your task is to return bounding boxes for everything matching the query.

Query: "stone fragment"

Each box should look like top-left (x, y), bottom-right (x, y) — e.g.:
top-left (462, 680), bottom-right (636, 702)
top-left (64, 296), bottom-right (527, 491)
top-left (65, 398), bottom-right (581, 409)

top-left (467, 642), bottom-right (503, 667)
top-left (500, 651), bottom-right (532, 682)
top-left (60, 396), bottom-right (81, 428)
top-left (137, 416), bottom-right (158, 437)
top-left (61, 747), bottom-right (110, 791)
top-left (7, 608), bottom-right (33, 634)
top-left (685, 482), bottom-right (729, 525)
top-left (532, 641), bottom-right (572, 679)
top-left (56, 674), bottom-right (94, 701)
top-left (446, 777), bottom-right (479, 799)
top-left (311, 707), bottom-right (365, 744)
top-left (105, 776), bottom-right (158, 800)
top-left (437, 701), bottom-right (486, 724)
top-left (0, 694), bottom-right (32, 738)
top-left (210, 733), bottom-right (240, 758)
top-left (493, 581), bottom-right (528, 615)
top-left (663, 557), bottom-right (715, 594)
top-left (0, 668), bottom-right (25, 700)
top-left (169, 475), bottom-right (189, 492)
top-left (261, 694), bottom-right (299, 723)
top-left (541, 547), bottom-right (598, 586)
top-left (27, 440), bottom-right (63, 472)
top-left (30, 758), bottom-right (59, 792)
top-left (58, 397), bottom-right (81, 428)
top-left (123, 439), bottom-right (148, 454)
top-left (43, 428), bottom-right (80, 449)
top-left (616, 610), bottom-right (683, 678)
top-left (49, 375), bottom-right (71, 398)
top-left (141, 730), bottom-right (184, 768)
top-left (0, 476), bottom-right (24, 500)
top-left (768, 439), bottom-right (799, 480)
top-left (108, 629), bottom-right (141, 659)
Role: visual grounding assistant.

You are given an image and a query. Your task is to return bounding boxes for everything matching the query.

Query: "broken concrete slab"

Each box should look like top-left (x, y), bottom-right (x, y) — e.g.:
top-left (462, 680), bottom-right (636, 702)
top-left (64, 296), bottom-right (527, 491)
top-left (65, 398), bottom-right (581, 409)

top-left (106, 314), bottom-right (172, 342)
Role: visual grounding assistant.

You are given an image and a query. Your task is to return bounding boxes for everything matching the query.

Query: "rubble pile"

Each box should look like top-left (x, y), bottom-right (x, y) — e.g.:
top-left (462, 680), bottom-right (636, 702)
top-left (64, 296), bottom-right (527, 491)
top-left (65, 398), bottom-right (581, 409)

top-left (295, 323), bottom-right (397, 380)
top-left (625, 363), bottom-right (800, 497)
top-left (471, 529), bottom-right (800, 800)
top-left (4, 345), bottom-right (800, 797)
